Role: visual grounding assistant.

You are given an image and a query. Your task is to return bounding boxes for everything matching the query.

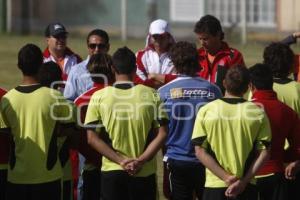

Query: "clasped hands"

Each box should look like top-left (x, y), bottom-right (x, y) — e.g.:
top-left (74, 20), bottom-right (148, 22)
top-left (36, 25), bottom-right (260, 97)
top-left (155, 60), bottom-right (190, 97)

top-left (120, 158), bottom-right (145, 176)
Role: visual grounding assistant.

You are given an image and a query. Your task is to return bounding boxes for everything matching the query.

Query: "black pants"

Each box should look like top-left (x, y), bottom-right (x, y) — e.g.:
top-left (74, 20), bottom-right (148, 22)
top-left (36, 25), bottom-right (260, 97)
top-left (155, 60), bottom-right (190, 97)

top-left (6, 179), bottom-right (61, 200)
top-left (101, 171), bottom-right (156, 200)
top-left (0, 170), bottom-right (7, 200)
top-left (63, 180), bottom-right (72, 200)
top-left (256, 173), bottom-right (287, 200)
top-left (287, 172), bottom-right (300, 200)
top-left (203, 184), bottom-right (258, 200)
top-left (167, 159), bottom-right (205, 200)
top-left (83, 168), bottom-right (101, 200)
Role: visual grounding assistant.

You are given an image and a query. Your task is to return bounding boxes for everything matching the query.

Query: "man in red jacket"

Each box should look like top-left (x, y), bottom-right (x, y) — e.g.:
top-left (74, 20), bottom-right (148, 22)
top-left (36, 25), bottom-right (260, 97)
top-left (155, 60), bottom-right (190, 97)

top-left (193, 15), bottom-right (245, 93)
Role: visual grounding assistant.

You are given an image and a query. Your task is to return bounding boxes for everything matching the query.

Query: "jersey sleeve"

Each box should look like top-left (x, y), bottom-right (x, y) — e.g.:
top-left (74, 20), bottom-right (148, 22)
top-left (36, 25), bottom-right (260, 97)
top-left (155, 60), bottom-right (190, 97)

top-left (52, 92), bottom-right (76, 124)
top-left (84, 93), bottom-right (102, 127)
top-left (255, 112), bottom-right (272, 151)
top-left (286, 112), bottom-right (300, 159)
top-left (0, 110), bottom-right (7, 130)
top-left (191, 107), bottom-right (208, 148)
top-left (154, 91), bottom-right (169, 128)
top-left (0, 99), bottom-right (9, 133)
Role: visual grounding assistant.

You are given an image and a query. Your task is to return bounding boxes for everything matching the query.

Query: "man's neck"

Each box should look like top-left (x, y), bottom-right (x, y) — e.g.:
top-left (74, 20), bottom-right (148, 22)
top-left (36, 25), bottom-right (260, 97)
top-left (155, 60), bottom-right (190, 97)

top-left (224, 91), bottom-right (243, 98)
top-left (49, 48), bottom-right (65, 60)
top-left (207, 42), bottom-right (222, 56)
top-left (115, 74), bottom-right (133, 83)
top-left (21, 75), bottom-right (39, 85)
top-left (154, 46), bottom-right (168, 56)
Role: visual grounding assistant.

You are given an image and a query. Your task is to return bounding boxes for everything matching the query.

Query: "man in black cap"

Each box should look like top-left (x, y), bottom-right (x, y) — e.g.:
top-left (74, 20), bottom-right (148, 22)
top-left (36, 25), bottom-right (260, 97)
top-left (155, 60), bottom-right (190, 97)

top-left (43, 22), bottom-right (82, 82)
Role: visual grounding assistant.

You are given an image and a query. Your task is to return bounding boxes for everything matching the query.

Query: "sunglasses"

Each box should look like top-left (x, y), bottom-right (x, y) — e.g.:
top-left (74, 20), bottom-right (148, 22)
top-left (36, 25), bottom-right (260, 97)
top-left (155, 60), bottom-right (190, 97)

top-left (88, 43), bottom-right (107, 49)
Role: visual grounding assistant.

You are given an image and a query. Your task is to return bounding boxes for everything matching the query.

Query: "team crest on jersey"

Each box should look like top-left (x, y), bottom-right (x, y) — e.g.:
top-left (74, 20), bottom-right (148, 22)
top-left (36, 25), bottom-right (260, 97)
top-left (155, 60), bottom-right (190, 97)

top-left (170, 88), bottom-right (215, 99)
top-left (170, 88), bottom-right (183, 98)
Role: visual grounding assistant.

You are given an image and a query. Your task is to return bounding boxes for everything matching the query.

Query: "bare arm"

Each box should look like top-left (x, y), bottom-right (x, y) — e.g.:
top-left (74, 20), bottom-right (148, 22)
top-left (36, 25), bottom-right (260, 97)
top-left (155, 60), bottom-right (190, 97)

top-left (148, 73), bottom-right (166, 84)
top-left (87, 129), bottom-right (127, 165)
top-left (138, 125), bottom-right (167, 164)
top-left (124, 125), bottom-right (168, 175)
top-left (285, 160), bottom-right (300, 180)
top-left (195, 146), bottom-right (238, 185)
top-left (225, 148), bottom-right (270, 198)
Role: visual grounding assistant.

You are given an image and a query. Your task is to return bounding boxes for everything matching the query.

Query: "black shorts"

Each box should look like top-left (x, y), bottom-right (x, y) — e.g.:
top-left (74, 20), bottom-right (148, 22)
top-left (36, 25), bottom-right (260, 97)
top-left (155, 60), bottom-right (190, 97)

top-left (62, 180), bottom-right (72, 200)
top-left (0, 170), bottom-right (7, 200)
top-left (82, 168), bottom-right (101, 200)
top-left (167, 158), bottom-right (205, 200)
top-left (287, 172), bottom-right (300, 200)
top-left (203, 184), bottom-right (258, 200)
top-left (256, 173), bottom-right (287, 200)
top-left (6, 179), bottom-right (61, 200)
top-left (101, 170), bottom-right (156, 200)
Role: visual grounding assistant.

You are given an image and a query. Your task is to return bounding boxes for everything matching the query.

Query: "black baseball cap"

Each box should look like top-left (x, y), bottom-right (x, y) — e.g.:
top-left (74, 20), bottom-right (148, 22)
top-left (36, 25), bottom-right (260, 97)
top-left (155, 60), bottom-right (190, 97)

top-left (45, 22), bottom-right (68, 37)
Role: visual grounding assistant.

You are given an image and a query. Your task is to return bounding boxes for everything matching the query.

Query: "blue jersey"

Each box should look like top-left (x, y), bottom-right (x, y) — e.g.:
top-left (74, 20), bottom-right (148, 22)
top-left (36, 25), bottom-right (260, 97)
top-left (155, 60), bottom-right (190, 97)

top-left (158, 76), bottom-right (222, 162)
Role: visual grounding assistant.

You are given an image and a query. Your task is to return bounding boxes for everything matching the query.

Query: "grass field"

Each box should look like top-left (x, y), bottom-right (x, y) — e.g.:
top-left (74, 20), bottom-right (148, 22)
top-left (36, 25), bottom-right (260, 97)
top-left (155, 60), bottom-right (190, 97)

top-left (0, 33), bottom-right (299, 199)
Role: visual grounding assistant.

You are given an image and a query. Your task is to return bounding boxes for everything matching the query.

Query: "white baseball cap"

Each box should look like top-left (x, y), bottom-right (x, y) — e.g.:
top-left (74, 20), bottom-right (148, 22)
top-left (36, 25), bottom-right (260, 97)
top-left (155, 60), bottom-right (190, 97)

top-left (149, 19), bottom-right (170, 35)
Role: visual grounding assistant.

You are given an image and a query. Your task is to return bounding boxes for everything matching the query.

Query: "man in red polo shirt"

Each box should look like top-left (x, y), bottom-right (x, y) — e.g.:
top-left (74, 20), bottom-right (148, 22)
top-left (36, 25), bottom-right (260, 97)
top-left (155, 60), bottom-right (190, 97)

top-left (0, 87), bottom-right (9, 200)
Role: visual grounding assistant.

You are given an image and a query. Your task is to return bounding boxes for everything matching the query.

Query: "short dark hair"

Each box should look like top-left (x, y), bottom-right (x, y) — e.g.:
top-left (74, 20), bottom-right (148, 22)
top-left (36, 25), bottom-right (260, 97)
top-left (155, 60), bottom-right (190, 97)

top-left (194, 15), bottom-right (224, 40)
top-left (249, 63), bottom-right (273, 90)
top-left (263, 42), bottom-right (294, 78)
top-left (87, 53), bottom-right (114, 84)
top-left (38, 61), bottom-right (62, 89)
top-left (112, 46), bottom-right (136, 75)
top-left (224, 65), bottom-right (250, 96)
top-left (86, 29), bottom-right (110, 44)
top-left (169, 41), bottom-right (199, 76)
top-left (18, 44), bottom-right (43, 76)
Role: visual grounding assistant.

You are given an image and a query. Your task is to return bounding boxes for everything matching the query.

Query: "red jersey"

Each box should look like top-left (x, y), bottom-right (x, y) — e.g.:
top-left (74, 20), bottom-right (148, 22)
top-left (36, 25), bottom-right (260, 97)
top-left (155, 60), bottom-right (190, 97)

top-left (0, 87), bottom-right (10, 167)
top-left (74, 83), bottom-right (106, 167)
top-left (252, 90), bottom-right (300, 175)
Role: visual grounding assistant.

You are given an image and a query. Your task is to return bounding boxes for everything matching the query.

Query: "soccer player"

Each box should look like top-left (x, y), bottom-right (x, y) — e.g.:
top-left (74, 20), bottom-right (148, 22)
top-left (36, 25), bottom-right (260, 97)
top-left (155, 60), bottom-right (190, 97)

top-left (158, 41), bottom-right (222, 200)
top-left (192, 66), bottom-right (271, 200)
top-left (74, 53), bottom-right (114, 200)
top-left (263, 42), bottom-right (300, 200)
top-left (0, 44), bottom-right (75, 200)
top-left (38, 61), bottom-right (76, 200)
top-left (0, 87), bottom-right (9, 200)
top-left (249, 63), bottom-right (300, 200)
top-left (43, 22), bottom-right (82, 81)
top-left (84, 47), bottom-right (168, 200)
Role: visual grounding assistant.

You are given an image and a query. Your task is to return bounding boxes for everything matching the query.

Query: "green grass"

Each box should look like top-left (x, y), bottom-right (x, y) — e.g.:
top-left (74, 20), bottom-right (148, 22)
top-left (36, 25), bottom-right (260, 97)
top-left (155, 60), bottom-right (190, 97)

top-left (0, 34), bottom-right (145, 89)
top-left (1, 33), bottom-right (300, 199)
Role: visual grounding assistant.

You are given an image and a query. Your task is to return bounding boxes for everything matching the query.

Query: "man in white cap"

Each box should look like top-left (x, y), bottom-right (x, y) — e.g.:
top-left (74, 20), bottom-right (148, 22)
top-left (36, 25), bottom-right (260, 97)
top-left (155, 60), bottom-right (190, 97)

top-left (135, 19), bottom-right (175, 89)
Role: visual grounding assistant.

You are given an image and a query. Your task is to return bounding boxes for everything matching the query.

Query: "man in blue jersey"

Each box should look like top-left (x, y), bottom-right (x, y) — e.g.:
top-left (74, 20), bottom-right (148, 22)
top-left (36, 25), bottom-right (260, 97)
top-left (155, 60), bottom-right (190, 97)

top-left (158, 41), bottom-right (222, 200)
